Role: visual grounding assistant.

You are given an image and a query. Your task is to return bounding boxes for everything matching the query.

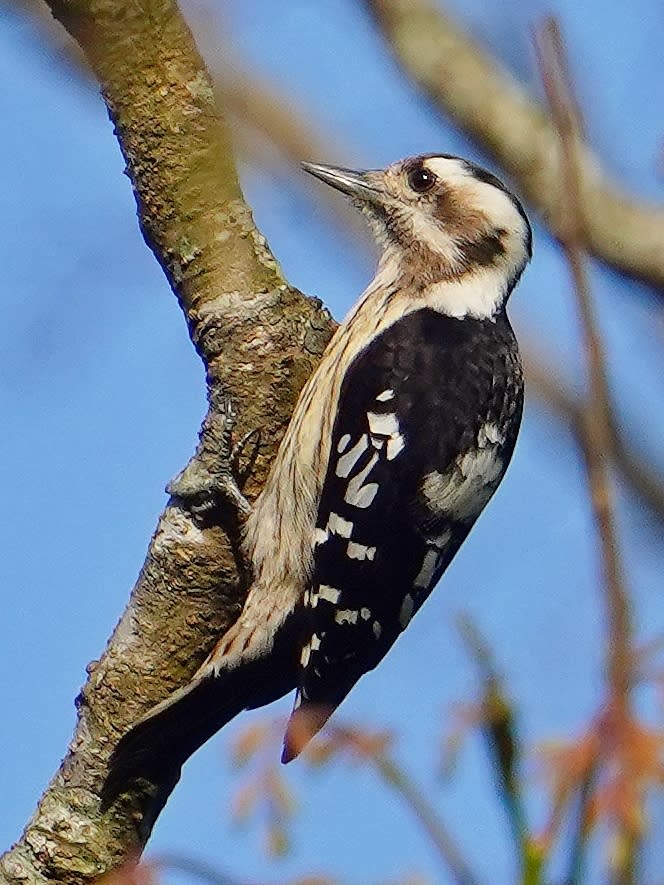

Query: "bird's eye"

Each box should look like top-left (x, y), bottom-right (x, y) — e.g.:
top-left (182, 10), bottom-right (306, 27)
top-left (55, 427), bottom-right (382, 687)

top-left (407, 166), bottom-right (437, 193)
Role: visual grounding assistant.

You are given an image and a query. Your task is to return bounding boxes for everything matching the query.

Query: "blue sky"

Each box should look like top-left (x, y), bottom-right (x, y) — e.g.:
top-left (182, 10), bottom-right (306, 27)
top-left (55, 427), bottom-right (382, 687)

top-left (2, 1), bottom-right (664, 882)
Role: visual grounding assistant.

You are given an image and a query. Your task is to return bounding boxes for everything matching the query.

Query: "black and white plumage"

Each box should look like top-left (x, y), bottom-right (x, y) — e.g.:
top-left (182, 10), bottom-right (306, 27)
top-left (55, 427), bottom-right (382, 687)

top-left (103, 154), bottom-right (531, 805)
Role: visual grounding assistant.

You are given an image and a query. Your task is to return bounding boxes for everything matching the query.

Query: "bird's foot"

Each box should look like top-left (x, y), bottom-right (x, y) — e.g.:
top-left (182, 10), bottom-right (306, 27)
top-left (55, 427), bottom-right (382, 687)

top-left (167, 396), bottom-right (260, 529)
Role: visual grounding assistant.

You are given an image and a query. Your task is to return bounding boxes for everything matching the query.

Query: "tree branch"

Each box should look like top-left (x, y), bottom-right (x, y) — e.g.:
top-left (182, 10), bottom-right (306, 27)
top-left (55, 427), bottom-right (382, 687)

top-left (536, 19), bottom-right (638, 882)
top-left (0, 2), bottom-right (334, 883)
top-left (523, 348), bottom-right (664, 523)
top-left (364, 0), bottom-right (664, 293)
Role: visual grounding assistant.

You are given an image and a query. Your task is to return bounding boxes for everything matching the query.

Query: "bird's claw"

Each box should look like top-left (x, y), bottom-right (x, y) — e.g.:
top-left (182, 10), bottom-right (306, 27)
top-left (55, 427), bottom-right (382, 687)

top-left (167, 397), bottom-right (259, 527)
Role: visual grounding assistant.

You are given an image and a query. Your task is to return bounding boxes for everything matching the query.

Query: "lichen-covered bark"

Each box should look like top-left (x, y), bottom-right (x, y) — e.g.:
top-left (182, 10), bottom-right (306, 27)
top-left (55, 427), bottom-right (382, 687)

top-left (365, 0), bottom-right (664, 292)
top-left (0, 3), bottom-right (335, 883)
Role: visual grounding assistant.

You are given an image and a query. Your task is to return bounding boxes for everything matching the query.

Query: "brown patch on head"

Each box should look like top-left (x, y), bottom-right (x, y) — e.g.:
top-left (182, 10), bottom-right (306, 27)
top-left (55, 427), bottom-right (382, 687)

top-left (458, 228), bottom-right (508, 269)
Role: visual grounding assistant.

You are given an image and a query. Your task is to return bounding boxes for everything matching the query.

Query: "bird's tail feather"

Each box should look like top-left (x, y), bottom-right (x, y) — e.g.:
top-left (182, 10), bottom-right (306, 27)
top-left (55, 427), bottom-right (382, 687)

top-left (101, 668), bottom-right (245, 812)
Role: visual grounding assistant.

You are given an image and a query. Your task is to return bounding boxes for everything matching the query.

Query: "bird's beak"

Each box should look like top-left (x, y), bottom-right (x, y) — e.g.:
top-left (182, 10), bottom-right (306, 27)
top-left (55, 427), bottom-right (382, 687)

top-left (302, 162), bottom-right (382, 203)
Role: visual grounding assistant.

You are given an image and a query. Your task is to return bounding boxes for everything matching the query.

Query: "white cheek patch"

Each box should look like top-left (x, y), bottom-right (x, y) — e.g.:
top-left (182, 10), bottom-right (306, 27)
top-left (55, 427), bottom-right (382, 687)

top-left (460, 177), bottom-right (521, 237)
top-left (415, 157), bottom-right (529, 317)
top-left (407, 205), bottom-right (464, 269)
top-left (422, 447), bottom-right (504, 522)
top-left (422, 158), bottom-right (519, 234)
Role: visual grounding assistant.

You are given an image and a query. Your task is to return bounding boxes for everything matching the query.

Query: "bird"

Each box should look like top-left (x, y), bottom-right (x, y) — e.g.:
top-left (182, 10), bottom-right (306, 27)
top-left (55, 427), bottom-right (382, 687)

top-left (102, 153), bottom-right (531, 812)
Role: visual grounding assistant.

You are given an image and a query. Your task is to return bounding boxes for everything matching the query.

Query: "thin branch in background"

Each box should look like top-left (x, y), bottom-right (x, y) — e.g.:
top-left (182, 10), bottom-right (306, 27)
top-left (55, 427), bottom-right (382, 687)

top-left (564, 762), bottom-right (598, 885)
top-left (522, 349), bottom-right (664, 524)
top-left (369, 751), bottom-right (478, 885)
top-left (535, 14), bottom-right (633, 737)
top-left (457, 617), bottom-right (544, 884)
top-left (364, 0), bottom-right (664, 293)
top-left (317, 726), bottom-right (479, 885)
top-left (232, 719), bottom-right (478, 885)
top-left (152, 854), bottom-right (247, 885)
top-left (535, 18), bottom-right (638, 882)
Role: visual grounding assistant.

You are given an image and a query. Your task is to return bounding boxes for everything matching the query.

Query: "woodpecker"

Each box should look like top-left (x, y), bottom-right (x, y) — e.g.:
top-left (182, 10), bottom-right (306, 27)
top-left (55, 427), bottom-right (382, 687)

top-left (103, 154), bottom-right (531, 807)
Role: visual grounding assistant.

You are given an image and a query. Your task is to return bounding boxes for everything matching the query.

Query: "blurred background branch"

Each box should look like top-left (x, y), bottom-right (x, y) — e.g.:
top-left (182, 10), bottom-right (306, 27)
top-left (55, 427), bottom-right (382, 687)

top-left (364, 0), bottom-right (664, 293)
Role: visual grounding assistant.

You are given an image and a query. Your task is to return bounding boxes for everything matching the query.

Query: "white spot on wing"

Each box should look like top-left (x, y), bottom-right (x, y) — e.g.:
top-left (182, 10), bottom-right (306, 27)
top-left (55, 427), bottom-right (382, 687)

top-left (421, 448), bottom-right (503, 522)
top-left (460, 449), bottom-right (503, 482)
top-left (430, 529), bottom-right (452, 550)
top-left (399, 593), bottom-right (415, 627)
top-left (300, 645), bottom-right (311, 667)
top-left (365, 410), bottom-right (405, 461)
top-left (310, 634), bottom-right (322, 651)
top-left (334, 609), bottom-right (359, 625)
top-left (360, 607), bottom-right (371, 620)
top-left (328, 512), bottom-right (354, 538)
top-left (386, 434), bottom-right (405, 460)
top-left (345, 452), bottom-right (380, 508)
top-left (414, 549), bottom-right (439, 589)
top-left (336, 434), bottom-right (369, 478)
top-left (376, 389), bottom-right (395, 402)
top-left (373, 621), bottom-right (382, 639)
top-left (367, 411), bottom-right (400, 437)
top-left (478, 422), bottom-right (503, 447)
top-left (346, 481), bottom-right (379, 509)
top-left (313, 527), bottom-right (329, 546)
top-left (347, 541), bottom-right (376, 561)
top-left (337, 433), bottom-right (352, 453)
top-left (318, 584), bottom-right (341, 604)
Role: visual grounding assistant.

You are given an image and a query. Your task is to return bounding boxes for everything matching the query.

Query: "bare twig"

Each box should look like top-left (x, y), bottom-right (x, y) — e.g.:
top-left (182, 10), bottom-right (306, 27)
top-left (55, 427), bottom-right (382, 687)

top-left (372, 754), bottom-right (479, 885)
top-left (536, 18), bottom-right (638, 882)
top-left (232, 718), bottom-right (477, 885)
top-left (364, 0), bottom-right (664, 293)
top-left (325, 728), bottom-right (479, 885)
top-left (153, 854), bottom-right (246, 885)
top-left (458, 618), bottom-right (544, 884)
top-left (523, 349), bottom-right (664, 523)
top-left (564, 762), bottom-right (597, 885)
top-left (536, 15), bottom-right (632, 727)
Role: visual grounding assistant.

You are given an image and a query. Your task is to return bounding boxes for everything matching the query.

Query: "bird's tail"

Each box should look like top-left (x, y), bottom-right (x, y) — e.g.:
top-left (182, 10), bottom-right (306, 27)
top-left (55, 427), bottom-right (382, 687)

top-left (100, 669), bottom-right (246, 818)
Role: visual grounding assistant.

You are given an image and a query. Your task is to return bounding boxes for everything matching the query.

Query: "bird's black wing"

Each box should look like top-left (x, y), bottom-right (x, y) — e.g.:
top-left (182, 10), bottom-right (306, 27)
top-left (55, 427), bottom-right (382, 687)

top-left (282, 308), bottom-right (522, 759)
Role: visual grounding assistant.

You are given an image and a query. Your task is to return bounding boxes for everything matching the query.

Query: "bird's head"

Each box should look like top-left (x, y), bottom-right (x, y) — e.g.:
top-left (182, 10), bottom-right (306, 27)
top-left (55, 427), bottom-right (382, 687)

top-left (303, 154), bottom-right (532, 318)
